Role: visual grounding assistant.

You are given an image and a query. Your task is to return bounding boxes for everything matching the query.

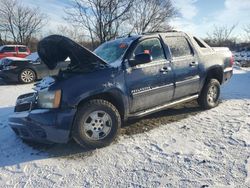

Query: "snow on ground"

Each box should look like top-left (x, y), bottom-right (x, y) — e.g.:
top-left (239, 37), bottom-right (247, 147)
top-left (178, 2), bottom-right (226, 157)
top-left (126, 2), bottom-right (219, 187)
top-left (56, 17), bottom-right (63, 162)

top-left (0, 68), bottom-right (250, 187)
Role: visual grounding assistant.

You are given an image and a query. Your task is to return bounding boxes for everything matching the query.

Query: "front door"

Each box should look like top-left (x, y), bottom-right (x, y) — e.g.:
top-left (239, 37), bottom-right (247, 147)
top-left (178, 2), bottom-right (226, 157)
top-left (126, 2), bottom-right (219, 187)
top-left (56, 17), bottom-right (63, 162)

top-left (164, 36), bottom-right (200, 99)
top-left (125, 38), bottom-right (174, 113)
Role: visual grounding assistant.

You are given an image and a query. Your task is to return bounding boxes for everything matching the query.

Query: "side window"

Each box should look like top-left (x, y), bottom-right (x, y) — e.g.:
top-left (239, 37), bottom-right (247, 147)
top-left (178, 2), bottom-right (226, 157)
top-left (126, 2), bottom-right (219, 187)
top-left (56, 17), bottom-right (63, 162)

top-left (18, 47), bottom-right (28, 53)
top-left (193, 37), bottom-right (206, 48)
top-left (2, 47), bottom-right (15, 53)
top-left (133, 38), bottom-right (165, 61)
top-left (165, 37), bottom-right (192, 58)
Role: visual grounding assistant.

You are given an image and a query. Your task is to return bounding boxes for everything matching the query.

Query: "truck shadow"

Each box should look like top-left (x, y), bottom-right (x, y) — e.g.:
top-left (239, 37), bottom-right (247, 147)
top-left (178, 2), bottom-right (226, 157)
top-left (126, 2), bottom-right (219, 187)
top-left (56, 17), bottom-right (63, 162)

top-left (122, 100), bottom-right (201, 135)
top-left (0, 100), bottom-right (203, 167)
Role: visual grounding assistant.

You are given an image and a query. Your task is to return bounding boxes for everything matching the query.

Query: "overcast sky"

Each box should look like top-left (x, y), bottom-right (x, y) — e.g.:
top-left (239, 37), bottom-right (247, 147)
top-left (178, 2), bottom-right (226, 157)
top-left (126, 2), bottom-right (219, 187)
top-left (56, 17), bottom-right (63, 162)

top-left (22, 0), bottom-right (250, 39)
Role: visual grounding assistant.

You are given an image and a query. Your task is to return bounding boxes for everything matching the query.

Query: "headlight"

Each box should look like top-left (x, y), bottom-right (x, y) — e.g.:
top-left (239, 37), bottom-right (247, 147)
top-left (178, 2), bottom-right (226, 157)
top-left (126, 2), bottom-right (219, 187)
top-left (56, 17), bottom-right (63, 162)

top-left (37, 90), bottom-right (61, 108)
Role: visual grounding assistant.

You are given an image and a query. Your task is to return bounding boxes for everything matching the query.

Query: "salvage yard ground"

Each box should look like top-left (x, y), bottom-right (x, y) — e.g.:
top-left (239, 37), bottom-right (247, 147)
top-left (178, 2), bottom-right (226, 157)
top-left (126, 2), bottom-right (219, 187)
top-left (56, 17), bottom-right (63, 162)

top-left (0, 67), bottom-right (250, 187)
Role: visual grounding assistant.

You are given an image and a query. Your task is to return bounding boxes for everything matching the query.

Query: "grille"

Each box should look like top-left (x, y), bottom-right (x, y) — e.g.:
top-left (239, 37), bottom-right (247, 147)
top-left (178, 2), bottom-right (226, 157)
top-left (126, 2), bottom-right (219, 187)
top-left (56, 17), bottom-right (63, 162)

top-left (15, 92), bottom-right (37, 112)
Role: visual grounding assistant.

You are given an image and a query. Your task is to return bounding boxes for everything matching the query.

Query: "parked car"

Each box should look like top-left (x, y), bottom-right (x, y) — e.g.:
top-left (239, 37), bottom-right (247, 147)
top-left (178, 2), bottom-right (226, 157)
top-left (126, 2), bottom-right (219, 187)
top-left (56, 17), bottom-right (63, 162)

top-left (0, 52), bottom-right (69, 83)
top-left (241, 60), bottom-right (250, 67)
top-left (0, 45), bottom-right (31, 59)
top-left (9, 32), bottom-right (233, 149)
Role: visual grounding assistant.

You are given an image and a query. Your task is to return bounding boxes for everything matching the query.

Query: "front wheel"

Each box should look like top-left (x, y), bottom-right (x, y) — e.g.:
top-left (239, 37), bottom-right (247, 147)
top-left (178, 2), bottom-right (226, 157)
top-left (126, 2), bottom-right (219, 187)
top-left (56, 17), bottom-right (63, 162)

top-left (72, 99), bottom-right (121, 149)
top-left (198, 79), bottom-right (220, 109)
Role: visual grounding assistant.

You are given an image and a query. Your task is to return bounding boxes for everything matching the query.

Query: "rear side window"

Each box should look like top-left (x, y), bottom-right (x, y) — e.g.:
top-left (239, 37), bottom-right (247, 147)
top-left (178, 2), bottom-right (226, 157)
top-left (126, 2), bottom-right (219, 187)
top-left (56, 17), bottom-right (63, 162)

top-left (18, 47), bottom-right (28, 53)
top-left (1, 47), bottom-right (15, 53)
top-left (193, 37), bottom-right (206, 48)
top-left (165, 37), bottom-right (192, 58)
top-left (133, 38), bottom-right (165, 61)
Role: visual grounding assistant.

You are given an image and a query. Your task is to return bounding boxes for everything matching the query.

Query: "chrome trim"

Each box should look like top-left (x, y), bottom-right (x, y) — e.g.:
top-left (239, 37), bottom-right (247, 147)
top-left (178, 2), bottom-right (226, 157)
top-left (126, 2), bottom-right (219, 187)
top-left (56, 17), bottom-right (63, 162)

top-left (132, 84), bottom-right (174, 96)
top-left (130, 94), bottom-right (199, 118)
top-left (172, 55), bottom-right (194, 61)
top-left (9, 122), bottom-right (24, 126)
top-left (224, 67), bottom-right (233, 72)
top-left (176, 76), bottom-right (200, 86)
top-left (128, 60), bottom-right (170, 70)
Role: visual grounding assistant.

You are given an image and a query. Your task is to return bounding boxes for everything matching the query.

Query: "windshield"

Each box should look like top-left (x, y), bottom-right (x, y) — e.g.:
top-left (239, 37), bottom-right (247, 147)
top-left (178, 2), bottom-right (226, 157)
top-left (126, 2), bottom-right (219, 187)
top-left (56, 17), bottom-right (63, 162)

top-left (26, 52), bottom-right (39, 61)
top-left (94, 38), bottom-right (134, 64)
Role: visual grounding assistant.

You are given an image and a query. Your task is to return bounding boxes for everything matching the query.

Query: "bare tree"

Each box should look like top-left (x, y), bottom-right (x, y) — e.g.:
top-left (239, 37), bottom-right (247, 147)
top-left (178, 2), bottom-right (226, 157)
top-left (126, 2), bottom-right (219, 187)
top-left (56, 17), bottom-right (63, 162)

top-left (206, 24), bottom-right (237, 46)
top-left (56, 25), bottom-right (86, 42)
top-left (0, 0), bottom-right (46, 45)
top-left (244, 25), bottom-right (250, 42)
top-left (65, 0), bottom-right (133, 47)
top-left (128, 0), bottom-right (177, 34)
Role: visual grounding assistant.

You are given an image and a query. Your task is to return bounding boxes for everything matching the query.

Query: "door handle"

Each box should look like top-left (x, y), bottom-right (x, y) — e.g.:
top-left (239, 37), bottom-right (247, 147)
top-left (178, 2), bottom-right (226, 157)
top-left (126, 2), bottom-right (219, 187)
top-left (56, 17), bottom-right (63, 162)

top-left (190, 62), bottom-right (198, 67)
top-left (160, 66), bottom-right (171, 73)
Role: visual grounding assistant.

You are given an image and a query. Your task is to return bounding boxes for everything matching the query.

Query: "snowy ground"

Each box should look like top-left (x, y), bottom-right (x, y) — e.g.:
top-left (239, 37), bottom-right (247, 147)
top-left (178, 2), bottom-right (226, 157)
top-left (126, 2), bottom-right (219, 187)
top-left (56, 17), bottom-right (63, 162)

top-left (0, 67), bottom-right (250, 187)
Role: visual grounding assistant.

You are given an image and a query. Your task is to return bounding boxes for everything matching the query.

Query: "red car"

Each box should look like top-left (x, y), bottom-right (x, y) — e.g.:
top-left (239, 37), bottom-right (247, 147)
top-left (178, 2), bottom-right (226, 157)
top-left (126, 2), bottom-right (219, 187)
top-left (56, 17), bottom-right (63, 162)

top-left (0, 45), bottom-right (31, 59)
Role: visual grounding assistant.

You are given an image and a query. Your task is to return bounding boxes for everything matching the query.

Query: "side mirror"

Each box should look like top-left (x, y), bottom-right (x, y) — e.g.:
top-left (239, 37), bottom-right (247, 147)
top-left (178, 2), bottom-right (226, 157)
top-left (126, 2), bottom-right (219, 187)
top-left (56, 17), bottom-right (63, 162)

top-left (130, 53), bottom-right (152, 67)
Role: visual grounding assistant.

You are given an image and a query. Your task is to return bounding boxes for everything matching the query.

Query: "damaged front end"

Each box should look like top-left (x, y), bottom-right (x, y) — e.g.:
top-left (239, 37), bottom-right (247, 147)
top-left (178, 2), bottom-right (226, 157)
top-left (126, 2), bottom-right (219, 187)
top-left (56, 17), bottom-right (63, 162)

top-left (9, 35), bottom-right (111, 143)
top-left (8, 86), bottom-right (76, 143)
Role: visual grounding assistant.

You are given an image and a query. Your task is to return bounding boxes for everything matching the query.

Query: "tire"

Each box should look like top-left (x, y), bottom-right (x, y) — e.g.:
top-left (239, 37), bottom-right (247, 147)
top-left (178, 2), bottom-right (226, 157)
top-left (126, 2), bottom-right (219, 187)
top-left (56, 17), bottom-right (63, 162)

top-left (198, 79), bottom-right (220, 109)
top-left (19, 69), bottom-right (36, 84)
top-left (72, 99), bottom-right (121, 149)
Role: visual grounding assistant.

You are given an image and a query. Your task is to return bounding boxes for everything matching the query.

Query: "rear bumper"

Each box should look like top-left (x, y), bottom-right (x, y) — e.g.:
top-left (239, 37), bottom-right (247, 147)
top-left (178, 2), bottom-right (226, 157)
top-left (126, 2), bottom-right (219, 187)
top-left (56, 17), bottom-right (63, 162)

top-left (223, 67), bottom-right (233, 84)
top-left (0, 70), bottom-right (19, 82)
top-left (9, 108), bottom-right (76, 144)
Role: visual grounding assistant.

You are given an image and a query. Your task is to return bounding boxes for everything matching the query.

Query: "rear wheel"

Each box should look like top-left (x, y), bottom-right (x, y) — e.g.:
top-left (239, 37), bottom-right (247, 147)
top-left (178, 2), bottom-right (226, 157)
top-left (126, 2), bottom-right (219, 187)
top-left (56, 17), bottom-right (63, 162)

top-left (19, 69), bottom-right (36, 84)
top-left (73, 99), bottom-right (121, 149)
top-left (198, 79), bottom-right (220, 109)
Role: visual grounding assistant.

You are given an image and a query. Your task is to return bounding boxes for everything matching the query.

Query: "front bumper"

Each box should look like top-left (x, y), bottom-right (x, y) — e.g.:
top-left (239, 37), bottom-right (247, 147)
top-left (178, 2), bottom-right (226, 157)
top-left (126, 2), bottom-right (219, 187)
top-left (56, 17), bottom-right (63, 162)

top-left (8, 93), bottom-right (76, 144)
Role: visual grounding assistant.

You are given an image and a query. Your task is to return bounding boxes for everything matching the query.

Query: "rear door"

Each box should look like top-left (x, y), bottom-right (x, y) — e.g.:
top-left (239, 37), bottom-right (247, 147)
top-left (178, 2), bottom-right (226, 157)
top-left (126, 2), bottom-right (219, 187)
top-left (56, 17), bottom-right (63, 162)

top-left (17, 46), bottom-right (30, 58)
top-left (125, 37), bottom-right (174, 113)
top-left (164, 36), bottom-right (200, 99)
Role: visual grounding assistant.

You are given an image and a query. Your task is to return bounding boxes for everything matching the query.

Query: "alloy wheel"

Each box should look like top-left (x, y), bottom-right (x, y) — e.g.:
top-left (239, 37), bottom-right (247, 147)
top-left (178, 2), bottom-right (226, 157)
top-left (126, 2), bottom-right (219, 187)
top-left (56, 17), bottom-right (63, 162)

top-left (20, 70), bottom-right (35, 83)
top-left (83, 110), bottom-right (112, 141)
top-left (207, 85), bottom-right (218, 104)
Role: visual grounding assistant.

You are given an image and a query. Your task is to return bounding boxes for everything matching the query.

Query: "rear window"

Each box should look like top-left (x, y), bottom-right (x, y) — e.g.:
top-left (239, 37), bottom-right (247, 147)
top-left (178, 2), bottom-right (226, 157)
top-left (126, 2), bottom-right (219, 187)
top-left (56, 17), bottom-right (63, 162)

top-left (193, 37), bottom-right (206, 48)
top-left (18, 47), bottom-right (28, 53)
top-left (1, 47), bottom-right (15, 53)
top-left (165, 37), bottom-right (192, 58)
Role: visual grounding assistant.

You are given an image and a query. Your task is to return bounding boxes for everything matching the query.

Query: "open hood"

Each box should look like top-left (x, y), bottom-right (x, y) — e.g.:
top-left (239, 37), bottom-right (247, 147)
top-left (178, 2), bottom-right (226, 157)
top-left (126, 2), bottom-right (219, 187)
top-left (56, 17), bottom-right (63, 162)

top-left (37, 35), bottom-right (107, 70)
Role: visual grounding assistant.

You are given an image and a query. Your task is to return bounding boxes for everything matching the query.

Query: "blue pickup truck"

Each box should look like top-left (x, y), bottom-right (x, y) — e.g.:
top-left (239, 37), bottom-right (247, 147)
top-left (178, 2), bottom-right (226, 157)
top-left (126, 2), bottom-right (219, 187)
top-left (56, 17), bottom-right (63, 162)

top-left (9, 31), bottom-right (233, 148)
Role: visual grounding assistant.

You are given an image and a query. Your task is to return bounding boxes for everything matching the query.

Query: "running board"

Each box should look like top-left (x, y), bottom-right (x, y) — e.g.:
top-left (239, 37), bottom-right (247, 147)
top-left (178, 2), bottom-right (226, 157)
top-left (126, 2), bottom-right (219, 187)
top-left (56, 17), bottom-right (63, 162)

top-left (129, 94), bottom-right (199, 118)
